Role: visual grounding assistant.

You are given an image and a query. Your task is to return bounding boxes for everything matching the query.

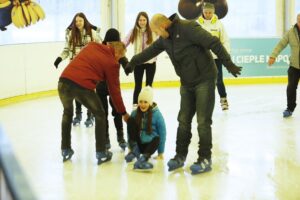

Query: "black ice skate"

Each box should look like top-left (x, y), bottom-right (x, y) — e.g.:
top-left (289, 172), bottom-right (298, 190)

top-left (72, 113), bottom-right (82, 126)
top-left (84, 116), bottom-right (94, 128)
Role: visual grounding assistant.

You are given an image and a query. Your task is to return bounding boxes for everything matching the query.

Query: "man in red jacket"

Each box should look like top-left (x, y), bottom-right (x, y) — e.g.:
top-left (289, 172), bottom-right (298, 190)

top-left (58, 41), bottom-right (129, 165)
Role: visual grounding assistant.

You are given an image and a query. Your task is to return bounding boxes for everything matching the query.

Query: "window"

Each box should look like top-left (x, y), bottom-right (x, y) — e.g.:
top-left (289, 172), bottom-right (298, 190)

top-left (124, 0), bottom-right (178, 35)
top-left (296, 1), bottom-right (300, 16)
top-left (0, 0), bottom-right (100, 45)
top-left (124, 0), bottom-right (276, 38)
top-left (222, 0), bottom-right (276, 38)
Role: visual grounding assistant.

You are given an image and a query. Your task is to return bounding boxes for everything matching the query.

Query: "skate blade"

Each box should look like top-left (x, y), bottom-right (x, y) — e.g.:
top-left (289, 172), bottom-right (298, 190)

top-left (191, 167), bottom-right (212, 175)
top-left (85, 123), bottom-right (93, 128)
top-left (63, 156), bottom-right (72, 162)
top-left (133, 167), bottom-right (153, 172)
top-left (168, 165), bottom-right (184, 172)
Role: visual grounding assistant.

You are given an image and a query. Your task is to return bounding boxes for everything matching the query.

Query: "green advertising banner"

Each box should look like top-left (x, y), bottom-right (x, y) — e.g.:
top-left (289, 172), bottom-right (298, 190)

top-left (224, 38), bottom-right (290, 77)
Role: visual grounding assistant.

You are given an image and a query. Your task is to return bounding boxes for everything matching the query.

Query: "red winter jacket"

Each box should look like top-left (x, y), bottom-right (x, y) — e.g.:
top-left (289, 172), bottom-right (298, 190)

top-left (60, 42), bottom-right (126, 114)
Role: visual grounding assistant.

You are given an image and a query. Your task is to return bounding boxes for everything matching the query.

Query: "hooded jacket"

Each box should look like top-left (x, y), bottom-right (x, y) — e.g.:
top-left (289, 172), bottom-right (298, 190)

top-left (130, 103), bottom-right (166, 154)
top-left (198, 14), bottom-right (230, 59)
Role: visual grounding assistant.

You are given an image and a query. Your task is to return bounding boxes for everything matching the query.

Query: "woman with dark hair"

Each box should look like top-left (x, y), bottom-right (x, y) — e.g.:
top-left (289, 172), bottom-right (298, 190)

top-left (123, 11), bottom-right (157, 109)
top-left (54, 12), bottom-right (101, 127)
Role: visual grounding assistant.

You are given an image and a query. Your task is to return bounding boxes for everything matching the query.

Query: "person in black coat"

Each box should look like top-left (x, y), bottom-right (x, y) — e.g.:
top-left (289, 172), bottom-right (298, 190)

top-left (96, 28), bottom-right (127, 150)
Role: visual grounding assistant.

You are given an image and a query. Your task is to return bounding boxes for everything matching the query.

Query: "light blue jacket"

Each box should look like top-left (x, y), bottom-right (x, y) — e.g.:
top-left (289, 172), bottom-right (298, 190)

top-left (130, 103), bottom-right (166, 154)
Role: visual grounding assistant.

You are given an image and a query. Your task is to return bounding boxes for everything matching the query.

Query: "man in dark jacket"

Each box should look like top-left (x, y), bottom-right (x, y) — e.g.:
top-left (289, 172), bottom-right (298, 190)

top-left (58, 41), bottom-right (129, 165)
top-left (125, 13), bottom-right (241, 174)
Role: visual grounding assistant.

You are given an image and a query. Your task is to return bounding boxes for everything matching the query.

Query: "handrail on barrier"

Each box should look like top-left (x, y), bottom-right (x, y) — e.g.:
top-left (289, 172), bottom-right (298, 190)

top-left (0, 126), bottom-right (36, 200)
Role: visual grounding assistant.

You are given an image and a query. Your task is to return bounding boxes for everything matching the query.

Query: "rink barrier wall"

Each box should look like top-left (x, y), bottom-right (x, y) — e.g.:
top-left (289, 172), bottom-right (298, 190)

top-left (0, 126), bottom-right (37, 200)
top-left (0, 38), bottom-right (290, 105)
top-left (0, 76), bottom-right (288, 107)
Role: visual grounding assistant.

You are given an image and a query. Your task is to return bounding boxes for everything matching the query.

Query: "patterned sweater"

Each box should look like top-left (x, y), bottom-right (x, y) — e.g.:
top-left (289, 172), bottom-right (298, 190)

top-left (60, 28), bottom-right (101, 60)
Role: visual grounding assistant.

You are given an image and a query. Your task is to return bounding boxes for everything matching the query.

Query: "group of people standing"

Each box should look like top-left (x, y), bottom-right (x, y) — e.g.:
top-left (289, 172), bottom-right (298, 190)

top-left (54, 2), bottom-right (300, 174)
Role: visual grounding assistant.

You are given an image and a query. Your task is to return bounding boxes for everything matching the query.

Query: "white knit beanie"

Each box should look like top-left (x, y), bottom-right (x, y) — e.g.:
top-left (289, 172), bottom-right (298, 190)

top-left (138, 86), bottom-right (153, 105)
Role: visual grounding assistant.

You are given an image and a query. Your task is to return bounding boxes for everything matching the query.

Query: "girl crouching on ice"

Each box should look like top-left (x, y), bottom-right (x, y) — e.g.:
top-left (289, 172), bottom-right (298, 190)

top-left (125, 86), bottom-right (166, 170)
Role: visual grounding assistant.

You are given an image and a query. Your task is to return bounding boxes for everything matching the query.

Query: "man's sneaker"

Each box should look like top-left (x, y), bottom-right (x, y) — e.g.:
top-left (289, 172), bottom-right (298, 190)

top-left (96, 151), bottom-right (113, 165)
top-left (220, 97), bottom-right (229, 110)
top-left (62, 148), bottom-right (74, 162)
top-left (118, 138), bottom-right (127, 151)
top-left (283, 109), bottom-right (293, 118)
top-left (133, 155), bottom-right (153, 170)
top-left (72, 114), bottom-right (82, 126)
top-left (84, 116), bottom-right (94, 127)
top-left (190, 158), bottom-right (212, 175)
top-left (167, 155), bottom-right (185, 171)
top-left (125, 144), bottom-right (140, 163)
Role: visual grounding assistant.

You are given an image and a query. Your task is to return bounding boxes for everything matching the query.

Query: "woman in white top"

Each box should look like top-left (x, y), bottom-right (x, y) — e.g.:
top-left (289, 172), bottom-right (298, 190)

top-left (198, 3), bottom-right (230, 111)
top-left (123, 11), bottom-right (157, 109)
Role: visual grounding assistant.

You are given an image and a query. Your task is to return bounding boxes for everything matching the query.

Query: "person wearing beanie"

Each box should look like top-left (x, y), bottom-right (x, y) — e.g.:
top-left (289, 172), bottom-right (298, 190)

top-left (96, 28), bottom-right (128, 150)
top-left (125, 86), bottom-right (166, 170)
top-left (54, 12), bottom-right (102, 128)
top-left (123, 11), bottom-right (158, 110)
top-left (102, 28), bottom-right (120, 44)
top-left (198, 2), bottom-right (231, 111)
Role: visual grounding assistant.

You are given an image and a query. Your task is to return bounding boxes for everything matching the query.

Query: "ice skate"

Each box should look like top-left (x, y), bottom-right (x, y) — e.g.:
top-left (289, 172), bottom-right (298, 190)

top-left (167, 155), bottom-right (185, 171)
top-left (96, 151), bottom-right (113, 165)
top-left (190, 158), bottom-right (212, 175)
top-left (84, 116), bottom-right (94, 128)
top-left (133, 155), bottom-right (153, 170)
top-left (125, 144), bottom-right (140, 163)
top-left (283, 109), bottom-right (293, 118)
top-left (220, 97), bottom-right (229, 110)
top-left (72, 113), bottom-right (82, 126)
top-left (62, 148), bottom-right (74, 162)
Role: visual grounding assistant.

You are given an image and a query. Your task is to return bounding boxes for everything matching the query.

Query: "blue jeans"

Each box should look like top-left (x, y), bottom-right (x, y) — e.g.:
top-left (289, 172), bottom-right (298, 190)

top-left (58, 79), bottom-right (107, 152)
top-left (215, 59), bottom-right (227, 98)
top-left (175, 79), bottom-right (215, 159)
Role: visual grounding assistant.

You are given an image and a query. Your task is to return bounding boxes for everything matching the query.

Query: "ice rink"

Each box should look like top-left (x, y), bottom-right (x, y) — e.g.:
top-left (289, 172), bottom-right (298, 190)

top-left (0, 84), bottom-right (300, 200)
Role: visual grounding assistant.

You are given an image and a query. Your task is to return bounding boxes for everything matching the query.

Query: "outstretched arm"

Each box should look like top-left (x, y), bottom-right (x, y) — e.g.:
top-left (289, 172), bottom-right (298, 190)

top-left (125, 39), bottom-right (165, 74)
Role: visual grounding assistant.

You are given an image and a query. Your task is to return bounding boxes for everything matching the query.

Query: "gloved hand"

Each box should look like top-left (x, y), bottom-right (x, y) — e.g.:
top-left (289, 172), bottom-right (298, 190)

top-left (54, 57), bottom-right (62, 69)
top-left (124, 63), bottom-right (134, 76)
top-left (226, 65), bottom-right (242, 77)
top-left (118, 56), bottom-right (129, 72)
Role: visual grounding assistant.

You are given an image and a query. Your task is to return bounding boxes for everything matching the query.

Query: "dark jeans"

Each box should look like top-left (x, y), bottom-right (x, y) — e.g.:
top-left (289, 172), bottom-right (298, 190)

top-left (74, 100), bottom-right (92, 118)
top-left (96, 81), bottom-right (124, 142)
top-left (215, 59), bottom-right (227, 98)
top-left (127, 117), bottom-right (160, 158)
top-left (133, 62), bottom-right (156, 104)
top-left (58, 80), bottom-right (107, 152)
top-left (176, 79), bottom-right (215, 160)
top-left (287, 66), bottom-right (300, 111)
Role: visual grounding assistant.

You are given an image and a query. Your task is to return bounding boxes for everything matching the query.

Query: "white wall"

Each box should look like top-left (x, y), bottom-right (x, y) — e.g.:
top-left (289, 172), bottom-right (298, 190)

top-left (0, 42), bottom-right (178, 99)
